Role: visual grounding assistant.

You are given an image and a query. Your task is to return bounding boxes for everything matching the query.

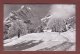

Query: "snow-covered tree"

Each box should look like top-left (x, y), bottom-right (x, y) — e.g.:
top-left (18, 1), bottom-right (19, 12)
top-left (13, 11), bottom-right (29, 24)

top-left (4, 5), bottom-right (34, 39)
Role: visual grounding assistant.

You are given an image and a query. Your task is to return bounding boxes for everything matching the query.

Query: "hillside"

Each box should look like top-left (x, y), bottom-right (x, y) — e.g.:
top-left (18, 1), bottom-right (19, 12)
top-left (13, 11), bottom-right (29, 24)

top-left (4, 29), bottom-right (75, 51)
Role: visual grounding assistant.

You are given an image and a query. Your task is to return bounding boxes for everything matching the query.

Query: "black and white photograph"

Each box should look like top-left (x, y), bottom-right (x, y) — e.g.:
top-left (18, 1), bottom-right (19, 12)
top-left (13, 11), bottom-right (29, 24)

top-left (3, 4), bottom-right (76, 51)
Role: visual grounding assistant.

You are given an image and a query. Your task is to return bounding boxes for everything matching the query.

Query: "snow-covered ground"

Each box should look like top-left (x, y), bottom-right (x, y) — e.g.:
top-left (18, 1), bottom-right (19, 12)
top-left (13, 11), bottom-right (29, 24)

top-left (4, 32), bottom-right (66, 46)
top-left (61, 29), bottom-right (76, 42)
top-left (4, 29), bottom-right (76, 51)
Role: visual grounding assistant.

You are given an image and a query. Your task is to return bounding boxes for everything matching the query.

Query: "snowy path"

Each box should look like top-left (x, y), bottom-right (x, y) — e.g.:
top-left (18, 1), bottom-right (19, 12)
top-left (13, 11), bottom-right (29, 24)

top-left (22, 41), bottom-right (65, 51)
top-left (4, 31), bottom-right (76, 51)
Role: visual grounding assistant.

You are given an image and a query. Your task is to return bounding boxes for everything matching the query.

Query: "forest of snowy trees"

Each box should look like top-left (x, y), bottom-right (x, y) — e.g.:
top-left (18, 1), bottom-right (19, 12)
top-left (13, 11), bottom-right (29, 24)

top-left (41, 5), bottom-right (76, 32)
top-left (4, 5), bottom-right (76, 40)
